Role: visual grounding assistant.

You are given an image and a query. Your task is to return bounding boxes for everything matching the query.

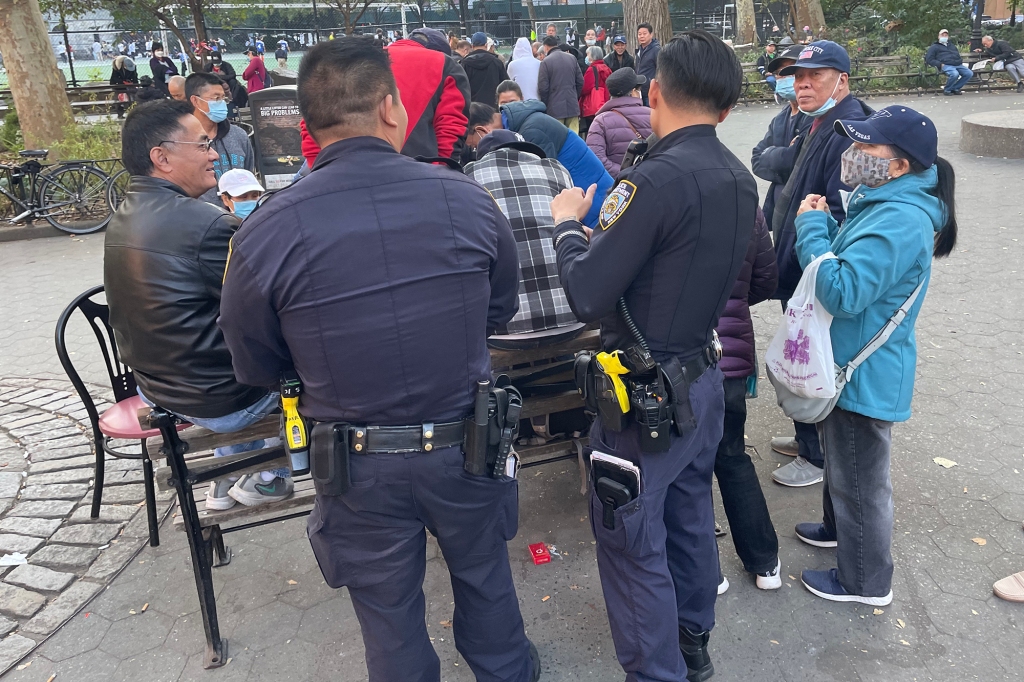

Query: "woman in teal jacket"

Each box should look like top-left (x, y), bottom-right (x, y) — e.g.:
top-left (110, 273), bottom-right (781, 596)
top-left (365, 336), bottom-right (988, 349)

top-left (790, 105), bottom-right (957, 606)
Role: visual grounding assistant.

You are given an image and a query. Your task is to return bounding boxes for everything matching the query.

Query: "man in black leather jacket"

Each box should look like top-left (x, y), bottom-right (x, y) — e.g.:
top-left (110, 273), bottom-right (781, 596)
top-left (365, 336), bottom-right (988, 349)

top-left (104, 100), bottom-right (292, 510)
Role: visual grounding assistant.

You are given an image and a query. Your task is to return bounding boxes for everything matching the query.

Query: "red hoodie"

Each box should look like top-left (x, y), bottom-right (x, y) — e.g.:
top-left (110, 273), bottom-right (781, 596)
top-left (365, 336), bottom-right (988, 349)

top-left (300, 40), bottom-right (470, 168)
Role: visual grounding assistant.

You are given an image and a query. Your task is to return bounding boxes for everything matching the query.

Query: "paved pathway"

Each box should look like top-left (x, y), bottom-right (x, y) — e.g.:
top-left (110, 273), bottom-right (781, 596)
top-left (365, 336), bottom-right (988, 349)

top-left (0, 379), bottom-right (173, 675)
top-left (0, 91), bottom-right (1021, 680)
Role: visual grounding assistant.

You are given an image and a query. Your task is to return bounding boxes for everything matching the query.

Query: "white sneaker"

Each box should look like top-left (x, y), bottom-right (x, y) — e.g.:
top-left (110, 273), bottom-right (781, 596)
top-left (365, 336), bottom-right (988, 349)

top-left (718, 574), bottom-right (730, 595)
top-left (756, 559), bottom-right (783, 590)
top-left (206, 479), bottom-right (237, 511)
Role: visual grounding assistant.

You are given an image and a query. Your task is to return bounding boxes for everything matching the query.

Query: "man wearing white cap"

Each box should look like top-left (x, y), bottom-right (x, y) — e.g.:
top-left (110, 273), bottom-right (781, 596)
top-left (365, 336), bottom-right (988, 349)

top-left (218, 168), bottom-right (265, 219)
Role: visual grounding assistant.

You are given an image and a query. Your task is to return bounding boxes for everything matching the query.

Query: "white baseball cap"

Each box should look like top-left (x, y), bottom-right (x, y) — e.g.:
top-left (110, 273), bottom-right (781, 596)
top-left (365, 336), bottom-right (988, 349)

top-left (218, 169), bottom-right (265, 197)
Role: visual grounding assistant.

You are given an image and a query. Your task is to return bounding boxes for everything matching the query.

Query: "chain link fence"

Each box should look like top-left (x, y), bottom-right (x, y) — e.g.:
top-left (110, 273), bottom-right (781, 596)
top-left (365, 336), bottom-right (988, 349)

top-left (3, 2), bottom-right (791, 89)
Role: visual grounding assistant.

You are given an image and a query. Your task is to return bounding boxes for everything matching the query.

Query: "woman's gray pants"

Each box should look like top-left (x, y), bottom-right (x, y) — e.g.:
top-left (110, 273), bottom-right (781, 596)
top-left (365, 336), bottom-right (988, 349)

top-left (818, 407), bottom-right (895, 598)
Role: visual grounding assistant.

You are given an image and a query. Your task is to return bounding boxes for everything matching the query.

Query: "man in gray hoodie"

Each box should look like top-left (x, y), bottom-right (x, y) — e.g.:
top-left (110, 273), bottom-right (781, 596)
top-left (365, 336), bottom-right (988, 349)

top-left (185, 72), bottom-right (255, 205)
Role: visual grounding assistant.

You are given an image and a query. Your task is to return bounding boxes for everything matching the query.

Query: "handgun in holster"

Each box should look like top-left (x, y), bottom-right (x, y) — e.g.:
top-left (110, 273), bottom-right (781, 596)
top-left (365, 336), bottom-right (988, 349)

top-left (462, 375), bottom-right (522, 478)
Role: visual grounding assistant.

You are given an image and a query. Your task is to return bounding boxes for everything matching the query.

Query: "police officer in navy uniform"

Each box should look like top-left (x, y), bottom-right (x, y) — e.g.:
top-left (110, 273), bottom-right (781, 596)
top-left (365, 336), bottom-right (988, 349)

top-left (218, 37), bottom-right (540, 682)
top-left (549, 31), bottom-right (757, 681)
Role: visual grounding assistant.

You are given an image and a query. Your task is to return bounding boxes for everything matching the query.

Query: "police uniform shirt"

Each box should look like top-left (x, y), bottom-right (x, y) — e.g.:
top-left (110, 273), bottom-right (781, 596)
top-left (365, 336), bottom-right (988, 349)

top-left (219, 137), bottom-right (520, 424)
top-left (553, 124), bottom-right (757, 360)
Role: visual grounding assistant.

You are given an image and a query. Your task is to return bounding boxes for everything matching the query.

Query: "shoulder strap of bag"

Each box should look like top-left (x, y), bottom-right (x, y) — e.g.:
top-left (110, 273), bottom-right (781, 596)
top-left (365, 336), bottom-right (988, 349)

top-left (842, 281), bottom-right (926, 378)
top-left (610, 109), bottom-right (644, 140)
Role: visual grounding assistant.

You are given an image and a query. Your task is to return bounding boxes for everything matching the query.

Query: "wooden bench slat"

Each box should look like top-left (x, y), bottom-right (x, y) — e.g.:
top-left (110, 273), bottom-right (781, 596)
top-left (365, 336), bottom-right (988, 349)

top-left (173, 477), bottom-right (318, 528)
top-left (147, 419), bottom-right (280, 458)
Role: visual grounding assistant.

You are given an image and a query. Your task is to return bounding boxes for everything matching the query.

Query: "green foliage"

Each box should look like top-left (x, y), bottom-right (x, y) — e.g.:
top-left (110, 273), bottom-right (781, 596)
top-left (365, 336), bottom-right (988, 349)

top-left (867, 0), bottom-right (969, 47)
top-left (53, 120), bottom-right (122, 161)
top-left (0, 112), bottom-right (22, 152)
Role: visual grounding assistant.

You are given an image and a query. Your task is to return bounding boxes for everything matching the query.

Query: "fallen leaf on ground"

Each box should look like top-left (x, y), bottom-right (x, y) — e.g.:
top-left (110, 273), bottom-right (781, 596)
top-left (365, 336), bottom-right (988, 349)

top-left (439, 620), bottom-right (452, 628)
top-left (896, 619), bottom-right (905, 628)
top-left (542, 595), bottom-right (551, 602)
top-left (972, 537), bottom-right (987, 546)
top-left (873, 608), bottom-right (884, 615)
top-left (287, 579), bottom-right (298, 585)
top-left (933, 457), bottom-right (958, 469)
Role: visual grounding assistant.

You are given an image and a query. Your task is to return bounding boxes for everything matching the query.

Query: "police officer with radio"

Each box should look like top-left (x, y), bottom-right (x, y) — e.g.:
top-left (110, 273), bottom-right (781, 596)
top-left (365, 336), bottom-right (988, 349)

top-left (550, 31), bottom-right (757, 682)
top-left (218, 37), bottom-right (539, 682)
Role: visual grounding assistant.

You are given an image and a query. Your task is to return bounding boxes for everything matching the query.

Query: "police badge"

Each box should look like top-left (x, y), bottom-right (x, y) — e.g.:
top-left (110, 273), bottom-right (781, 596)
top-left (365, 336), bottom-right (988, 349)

top-left (599, 181), bottom-right (637, 230)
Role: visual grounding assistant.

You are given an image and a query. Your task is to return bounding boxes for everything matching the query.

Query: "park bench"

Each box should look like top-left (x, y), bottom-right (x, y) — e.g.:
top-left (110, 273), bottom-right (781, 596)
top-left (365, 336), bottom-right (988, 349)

top-left (739, 63), bottom-right (773, 102)
top-left (141, 328), bottom-right (601, 668)
top-left (847, 55), bottom-right (924, 95)
top-left (0, 84), bottom-right (136, 119)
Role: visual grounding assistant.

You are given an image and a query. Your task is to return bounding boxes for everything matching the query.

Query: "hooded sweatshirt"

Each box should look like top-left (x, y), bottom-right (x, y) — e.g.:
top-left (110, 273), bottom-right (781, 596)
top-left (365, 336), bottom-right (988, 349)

top-left (794, 165), bottom-right (944, 422)
top-left (199, 120), bottom-right (255, 205)
top-left (506, 38), bottom-right (541, 100)
top-left (462, 48), bottom-right (509, 108)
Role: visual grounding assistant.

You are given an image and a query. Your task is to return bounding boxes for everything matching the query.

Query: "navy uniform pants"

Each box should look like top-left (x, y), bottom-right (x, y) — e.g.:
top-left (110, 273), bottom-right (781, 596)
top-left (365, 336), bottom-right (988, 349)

top-left (307, 445), bottom-right (533, 682)
top-left (590, 367), bottom-right (725, 682)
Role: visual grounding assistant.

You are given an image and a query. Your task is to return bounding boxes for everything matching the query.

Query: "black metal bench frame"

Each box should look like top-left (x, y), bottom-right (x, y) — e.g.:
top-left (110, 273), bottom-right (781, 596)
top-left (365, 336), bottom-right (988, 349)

top-left (144, 328), bottom-right (602, 669)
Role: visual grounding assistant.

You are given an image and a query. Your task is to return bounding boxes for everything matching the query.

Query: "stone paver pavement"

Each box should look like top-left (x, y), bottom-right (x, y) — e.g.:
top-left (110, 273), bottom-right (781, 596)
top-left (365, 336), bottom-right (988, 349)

top-left (0, 91), bottom-right (1022, 680)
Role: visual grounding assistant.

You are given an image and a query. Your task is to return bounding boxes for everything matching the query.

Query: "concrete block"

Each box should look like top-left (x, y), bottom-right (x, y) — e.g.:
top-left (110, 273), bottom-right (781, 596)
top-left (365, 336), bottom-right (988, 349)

top-left (0, 517), bottom-right (62, 538)
top-left (0, 582), bottom-right (47, 619)
top-left (28, 544), bottom-right (100, 573)
top-left (7, 500), bottom-right (76, 519)
top-left (5, 563), bottom-right (75, 593)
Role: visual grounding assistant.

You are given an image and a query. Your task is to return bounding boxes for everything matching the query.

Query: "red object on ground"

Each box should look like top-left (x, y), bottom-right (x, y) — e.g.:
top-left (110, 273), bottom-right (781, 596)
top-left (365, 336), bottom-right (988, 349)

top-left (529, 543), bottom-right (551, 565)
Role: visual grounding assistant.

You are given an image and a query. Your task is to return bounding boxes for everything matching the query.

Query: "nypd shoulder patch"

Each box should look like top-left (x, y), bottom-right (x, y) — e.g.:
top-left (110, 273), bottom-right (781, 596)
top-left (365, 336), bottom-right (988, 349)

top-left (599, 181), bottom-right (637, 230)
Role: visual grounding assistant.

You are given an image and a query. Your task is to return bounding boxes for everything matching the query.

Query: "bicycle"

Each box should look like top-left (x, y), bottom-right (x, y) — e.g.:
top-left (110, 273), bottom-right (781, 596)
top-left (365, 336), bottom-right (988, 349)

top-left (0, 149), bottom-right (112, 235)
top-left (106, 167), bottom-right (130, 211)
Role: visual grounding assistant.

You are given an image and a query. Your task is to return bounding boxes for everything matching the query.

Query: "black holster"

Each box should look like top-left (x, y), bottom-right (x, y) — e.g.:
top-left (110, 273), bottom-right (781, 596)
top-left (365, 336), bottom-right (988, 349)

top-left (310, 422), bottom-right (351, 496)
top-left (660, 356), bottom-right (697, 438)
top-left (462, 376), bottom-right (522, 478)
top-left (574, 352), bottom-right (627, 432)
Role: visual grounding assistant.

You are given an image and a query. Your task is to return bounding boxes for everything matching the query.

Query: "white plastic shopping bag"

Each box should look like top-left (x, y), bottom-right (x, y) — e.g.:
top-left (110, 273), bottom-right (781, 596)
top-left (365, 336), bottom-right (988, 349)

top-left (765, 253), bottom-right (838, 399)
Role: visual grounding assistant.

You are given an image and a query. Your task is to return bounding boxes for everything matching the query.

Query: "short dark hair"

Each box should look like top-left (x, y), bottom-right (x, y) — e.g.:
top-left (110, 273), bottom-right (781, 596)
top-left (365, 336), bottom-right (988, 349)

top-left (637, 23), bottom-right (654, 33)
top-left (298, 36), bottom-right (397, 139)
top-left (656, 30), bottom-right (742, 115)
top-left (184, 72), bottom-right (224, 108)
top-left (121, 99), bottom-right (195, 176)
top-left (542, 35), bottom-right (559, 48)
top-left (496, 80), bottom-right (523, 100)
top-left (469, 102), bottom-right (496, 129)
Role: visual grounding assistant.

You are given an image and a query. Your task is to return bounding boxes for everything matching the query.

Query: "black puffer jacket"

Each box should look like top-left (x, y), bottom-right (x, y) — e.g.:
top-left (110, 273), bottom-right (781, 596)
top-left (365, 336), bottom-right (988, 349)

top-left (104, 176), bottom-right (267, 418)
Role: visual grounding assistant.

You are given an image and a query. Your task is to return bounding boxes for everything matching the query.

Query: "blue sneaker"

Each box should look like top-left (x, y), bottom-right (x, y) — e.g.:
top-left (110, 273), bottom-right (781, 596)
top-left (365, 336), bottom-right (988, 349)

top-left (801, 568), bottom-right (892, 606)
top-left (795, 522), bottom-right (837, 548)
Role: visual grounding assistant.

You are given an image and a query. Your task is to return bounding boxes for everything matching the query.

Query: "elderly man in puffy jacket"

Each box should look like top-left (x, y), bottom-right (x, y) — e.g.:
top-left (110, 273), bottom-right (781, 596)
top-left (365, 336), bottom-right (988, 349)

top-left (714, 207), bottom-right (781, 592)
top-left (925, 29), bottom-right (972, 95)
top-left (586, 68), bottom-right (651, 174)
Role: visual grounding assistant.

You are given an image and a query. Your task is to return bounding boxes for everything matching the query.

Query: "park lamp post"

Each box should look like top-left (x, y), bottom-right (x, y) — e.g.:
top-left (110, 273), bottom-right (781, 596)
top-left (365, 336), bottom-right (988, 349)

top-left (971, 0), bottom-right (986, 51)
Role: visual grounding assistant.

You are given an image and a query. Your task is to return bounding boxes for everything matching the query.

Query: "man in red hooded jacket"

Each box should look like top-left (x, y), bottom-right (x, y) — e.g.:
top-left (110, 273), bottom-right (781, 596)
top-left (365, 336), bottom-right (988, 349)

top-left (300, 28), bottom-right (470, 168)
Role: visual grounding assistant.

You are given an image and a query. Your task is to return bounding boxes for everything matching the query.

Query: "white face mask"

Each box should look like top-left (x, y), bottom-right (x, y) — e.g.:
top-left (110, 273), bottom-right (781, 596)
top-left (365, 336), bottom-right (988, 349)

top-left (154, 50), bottom-right (164, 58)
top-left (585, 39), bottom-right (596, 46)
top-left (938, 36), bottom-right (948, 45)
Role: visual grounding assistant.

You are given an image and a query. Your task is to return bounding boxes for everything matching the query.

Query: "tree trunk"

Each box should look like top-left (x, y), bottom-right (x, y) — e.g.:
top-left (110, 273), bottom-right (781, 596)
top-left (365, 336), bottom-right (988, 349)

top-left (736, 0), bottom-right (756, 44)
top-left (622, 0), bottom-right (671, 54)
top-left (523, 0), bottom-right (537, 26)
top-left (795, 0), bottom-right (825, 38)
top-left (0, 0), bottom-right (73, 152)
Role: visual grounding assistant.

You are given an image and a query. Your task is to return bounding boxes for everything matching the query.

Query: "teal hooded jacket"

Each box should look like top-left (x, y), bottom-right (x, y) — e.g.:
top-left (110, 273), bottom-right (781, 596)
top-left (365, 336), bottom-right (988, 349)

top-left (794, 165), bottom-right (944, 423)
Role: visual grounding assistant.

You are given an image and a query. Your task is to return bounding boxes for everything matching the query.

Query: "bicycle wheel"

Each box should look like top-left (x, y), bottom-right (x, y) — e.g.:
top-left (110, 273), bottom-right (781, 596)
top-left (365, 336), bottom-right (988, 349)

top-left (106, 168), bottom-right (130, 211)
top-left (38, 164), bottom-right (112, 234)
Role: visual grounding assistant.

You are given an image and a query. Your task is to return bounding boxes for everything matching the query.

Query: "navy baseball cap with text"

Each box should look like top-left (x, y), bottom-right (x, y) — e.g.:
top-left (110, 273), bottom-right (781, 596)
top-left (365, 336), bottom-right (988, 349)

top-left (612, 35), bottom-right (627, 44)
top-left (834, 105), bottom-right (938, 168)
top-left (778, 40), bottom-right (851, 76)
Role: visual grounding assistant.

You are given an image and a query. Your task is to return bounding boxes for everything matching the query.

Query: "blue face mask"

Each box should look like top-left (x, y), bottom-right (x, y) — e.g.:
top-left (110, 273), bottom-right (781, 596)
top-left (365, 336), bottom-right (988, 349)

top-left (799, 75), bottom-right (842, 118)
top-left (775, 76), bottom-right (797, 101)
top-left (203, 98), bottom-right (229, 123)
top-left (232, 200), bottom-right (258, 219)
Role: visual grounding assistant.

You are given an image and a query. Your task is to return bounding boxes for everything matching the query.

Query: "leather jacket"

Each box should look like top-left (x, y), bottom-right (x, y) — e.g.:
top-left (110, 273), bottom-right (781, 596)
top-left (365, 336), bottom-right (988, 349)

top-left (104, 175), bottom-right (267, 418)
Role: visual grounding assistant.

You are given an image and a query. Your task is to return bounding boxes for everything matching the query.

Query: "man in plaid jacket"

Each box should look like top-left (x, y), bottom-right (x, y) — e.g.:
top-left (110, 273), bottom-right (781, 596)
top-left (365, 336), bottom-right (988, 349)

top-left (465, 130), bottom-right (581, 335)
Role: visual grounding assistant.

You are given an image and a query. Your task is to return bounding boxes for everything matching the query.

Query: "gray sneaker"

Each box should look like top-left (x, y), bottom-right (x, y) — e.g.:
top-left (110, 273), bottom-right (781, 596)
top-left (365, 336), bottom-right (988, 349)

top-left (206, 479), bottom-right (237, 511)
top-left (771, 456), bottom-right (824, 487)
top-left (770, 436), bottom-right (799, 457)
top-left (228, 474), bottom-right (294, 506)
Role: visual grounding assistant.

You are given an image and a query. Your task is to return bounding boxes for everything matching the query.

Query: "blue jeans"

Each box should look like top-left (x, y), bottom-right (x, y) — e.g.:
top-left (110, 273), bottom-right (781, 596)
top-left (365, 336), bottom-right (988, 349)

top-left (942, 64), bottom-right (973, 92)
top-left (139, 390), bottom-right (290, 478)
top-left (765, 74), bottom-right (777, 91)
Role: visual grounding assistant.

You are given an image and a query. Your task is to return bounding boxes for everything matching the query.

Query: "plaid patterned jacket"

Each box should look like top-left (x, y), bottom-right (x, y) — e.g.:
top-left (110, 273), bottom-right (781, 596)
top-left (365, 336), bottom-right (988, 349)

top-left (465, 149), bottom-right (580, 334)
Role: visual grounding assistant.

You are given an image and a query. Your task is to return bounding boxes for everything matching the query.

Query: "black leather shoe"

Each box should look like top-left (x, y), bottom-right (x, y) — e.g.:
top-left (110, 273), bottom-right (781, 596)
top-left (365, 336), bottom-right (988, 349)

top-left (679, 626), bottom-right (714, 682)
top-left (529, 640), bottom-right (541, 682)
